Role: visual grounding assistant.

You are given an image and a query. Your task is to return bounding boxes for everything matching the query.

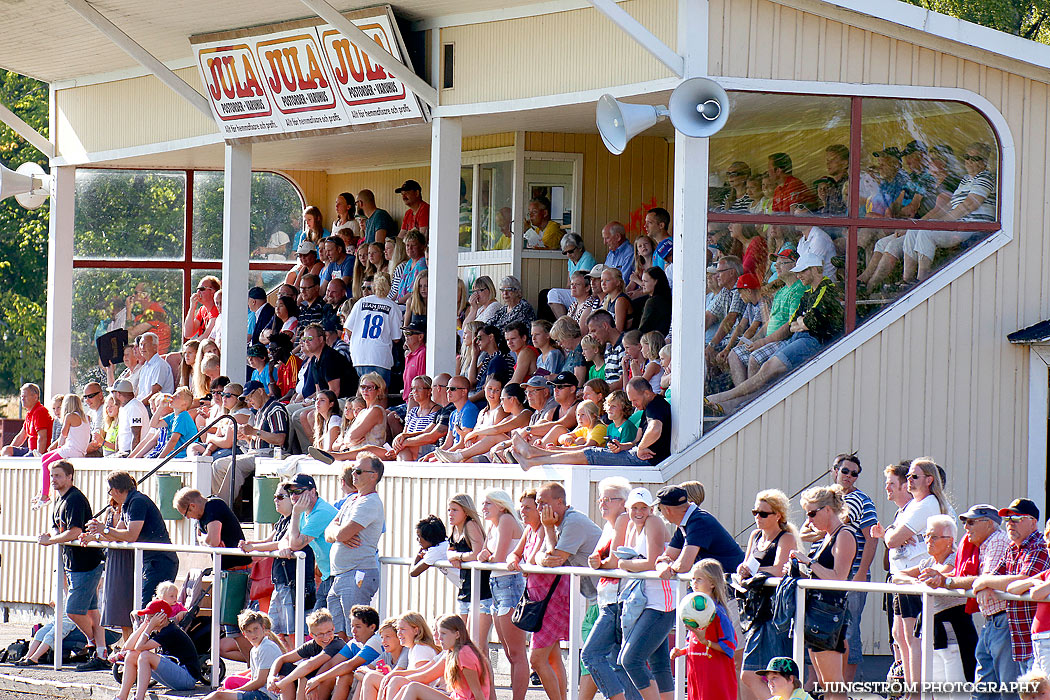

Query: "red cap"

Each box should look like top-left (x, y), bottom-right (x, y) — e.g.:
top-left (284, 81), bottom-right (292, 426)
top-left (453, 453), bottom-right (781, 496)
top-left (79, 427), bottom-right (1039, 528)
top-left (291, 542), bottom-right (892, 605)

top-left (734, 273), bottom-right (761, 290)
top-left (134, 600), bottom-right (173, 618)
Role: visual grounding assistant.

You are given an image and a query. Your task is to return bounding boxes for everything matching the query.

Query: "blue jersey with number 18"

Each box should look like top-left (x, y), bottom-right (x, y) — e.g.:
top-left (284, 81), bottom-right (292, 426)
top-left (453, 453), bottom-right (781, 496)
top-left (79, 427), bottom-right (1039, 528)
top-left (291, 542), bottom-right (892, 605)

top-left (346, 295), bottom-right (403, 369)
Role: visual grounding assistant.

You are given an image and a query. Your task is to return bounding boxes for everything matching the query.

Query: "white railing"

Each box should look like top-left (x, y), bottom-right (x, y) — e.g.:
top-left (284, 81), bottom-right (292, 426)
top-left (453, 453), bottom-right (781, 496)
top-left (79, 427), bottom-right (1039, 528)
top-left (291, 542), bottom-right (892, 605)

top-left (0, 534), bottom-right (307, 688)
top-left (376, 556), bottom-right (1033, 700)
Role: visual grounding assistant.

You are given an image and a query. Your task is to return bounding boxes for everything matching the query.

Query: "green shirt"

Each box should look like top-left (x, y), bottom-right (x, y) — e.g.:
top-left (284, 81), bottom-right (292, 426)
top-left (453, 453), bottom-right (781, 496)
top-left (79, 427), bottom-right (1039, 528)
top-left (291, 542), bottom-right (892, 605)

top-left (588, 364), bottom-right (606, 381)
top-left (606, 419), bottom-right (638, 444)
top-left (766, 279), bottom-right (807, 336)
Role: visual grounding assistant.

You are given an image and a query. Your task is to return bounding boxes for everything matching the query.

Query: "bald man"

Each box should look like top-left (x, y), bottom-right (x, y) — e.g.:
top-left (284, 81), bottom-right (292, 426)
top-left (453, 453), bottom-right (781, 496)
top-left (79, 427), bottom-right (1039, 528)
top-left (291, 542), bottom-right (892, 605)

top-left (602, 221), bottom-right (634, 282)
top-left (356, 190), bottom-right (396, 245)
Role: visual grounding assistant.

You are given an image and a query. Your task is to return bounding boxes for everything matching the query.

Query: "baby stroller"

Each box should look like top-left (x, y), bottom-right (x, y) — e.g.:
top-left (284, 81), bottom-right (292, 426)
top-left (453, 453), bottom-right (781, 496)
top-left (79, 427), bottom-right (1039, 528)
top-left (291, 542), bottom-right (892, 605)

top-left (112, 568), bottom-right (226, 686)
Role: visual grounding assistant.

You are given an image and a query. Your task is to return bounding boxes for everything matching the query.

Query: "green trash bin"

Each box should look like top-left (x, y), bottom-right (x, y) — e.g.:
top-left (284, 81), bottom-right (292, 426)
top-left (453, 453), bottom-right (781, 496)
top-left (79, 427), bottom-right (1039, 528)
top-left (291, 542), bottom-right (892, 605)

top-left (217, 569), bottom-right (250, 626)
top-left (253, 475), bottom-right (280, 524)
top-left (157, 474), bottom-right (183, 520)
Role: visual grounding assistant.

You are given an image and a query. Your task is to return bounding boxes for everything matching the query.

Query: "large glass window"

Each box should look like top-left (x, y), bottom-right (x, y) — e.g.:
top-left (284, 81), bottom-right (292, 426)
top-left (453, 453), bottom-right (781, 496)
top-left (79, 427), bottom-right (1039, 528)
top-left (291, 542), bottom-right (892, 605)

top-left (71, 168), bottom-right (303, 390)
top-left (703, 92), bottom-right (1000, 419)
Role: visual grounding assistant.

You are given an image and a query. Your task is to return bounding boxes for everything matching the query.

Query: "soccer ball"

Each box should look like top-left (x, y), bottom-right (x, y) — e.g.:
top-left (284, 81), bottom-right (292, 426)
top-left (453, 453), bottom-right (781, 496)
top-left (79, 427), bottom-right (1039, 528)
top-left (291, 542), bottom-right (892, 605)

top-left (678, 591), bottom-right (716, 630)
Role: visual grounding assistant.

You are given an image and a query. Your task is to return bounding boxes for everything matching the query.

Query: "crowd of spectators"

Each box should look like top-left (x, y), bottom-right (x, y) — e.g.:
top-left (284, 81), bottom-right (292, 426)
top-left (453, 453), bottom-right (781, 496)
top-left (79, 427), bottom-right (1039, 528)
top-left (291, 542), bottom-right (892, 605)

top-left (20, 448), bottom-right (1050, 700)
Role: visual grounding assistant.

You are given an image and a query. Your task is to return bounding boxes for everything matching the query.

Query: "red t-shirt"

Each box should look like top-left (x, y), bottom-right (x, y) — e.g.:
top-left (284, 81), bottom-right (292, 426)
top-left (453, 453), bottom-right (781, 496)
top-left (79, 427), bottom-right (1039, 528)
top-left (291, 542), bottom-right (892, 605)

top-left (771, 175), bottom-right (816, 212)
top-left (23, 402), bottom-right (54, 451)
top-left (401, 202), bottom-right (430, 232)
top-left (1031, 570), bottom-right (1050, 633)
top-left (134, 301), bottom-right (171, 353)
top-left (189, 303), bottom-right (219, 339)
top-left (741, 236), bottom-right (768, 276)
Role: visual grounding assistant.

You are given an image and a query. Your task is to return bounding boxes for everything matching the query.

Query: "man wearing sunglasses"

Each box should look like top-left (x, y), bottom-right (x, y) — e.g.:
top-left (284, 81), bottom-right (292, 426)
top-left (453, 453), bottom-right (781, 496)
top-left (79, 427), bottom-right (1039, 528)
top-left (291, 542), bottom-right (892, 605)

top-left (182, 275), bottom-right (221, 341)
top-left (82, 382), bottom-right (106, 458)
top-left (972, 498), bottom-right (1050, 677)
top-left (283, 474), bottom-right (338, 614)
top-left (324, 454), bottom-right (385, 639)
top-left (210, 380), bottom-right (289, 507)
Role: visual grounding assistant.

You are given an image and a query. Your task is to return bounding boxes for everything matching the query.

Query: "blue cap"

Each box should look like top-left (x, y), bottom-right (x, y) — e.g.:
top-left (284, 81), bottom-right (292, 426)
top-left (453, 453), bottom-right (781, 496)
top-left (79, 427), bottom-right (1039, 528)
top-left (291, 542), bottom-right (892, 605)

top-left (241, 380), bottom-right (266, 397)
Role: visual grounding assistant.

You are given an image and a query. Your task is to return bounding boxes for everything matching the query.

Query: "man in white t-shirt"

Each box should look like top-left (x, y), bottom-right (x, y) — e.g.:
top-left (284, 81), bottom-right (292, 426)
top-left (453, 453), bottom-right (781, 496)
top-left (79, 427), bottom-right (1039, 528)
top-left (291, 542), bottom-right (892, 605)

top-left (111, 379), bottom-right (149, 455)
top-left (344, 274), bottom-right (403, 385)
top-left (135, 332), bottom-right (174, 403)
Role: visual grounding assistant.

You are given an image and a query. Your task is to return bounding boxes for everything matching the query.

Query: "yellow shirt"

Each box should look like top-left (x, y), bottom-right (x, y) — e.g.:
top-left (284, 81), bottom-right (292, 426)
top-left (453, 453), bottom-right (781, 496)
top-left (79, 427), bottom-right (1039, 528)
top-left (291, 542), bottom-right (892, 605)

top-left (573, 423), bottom-right (607, 446)
top-left (528, 220), bottom-right (563, 249)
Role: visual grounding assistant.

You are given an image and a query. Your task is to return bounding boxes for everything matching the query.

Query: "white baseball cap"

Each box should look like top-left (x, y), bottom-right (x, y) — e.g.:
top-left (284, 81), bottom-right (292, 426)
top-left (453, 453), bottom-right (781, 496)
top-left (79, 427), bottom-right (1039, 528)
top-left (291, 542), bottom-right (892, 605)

top-left (625, 487), bottom-right (654, 508)
top-left (790, 253), bottom-right (824, 273)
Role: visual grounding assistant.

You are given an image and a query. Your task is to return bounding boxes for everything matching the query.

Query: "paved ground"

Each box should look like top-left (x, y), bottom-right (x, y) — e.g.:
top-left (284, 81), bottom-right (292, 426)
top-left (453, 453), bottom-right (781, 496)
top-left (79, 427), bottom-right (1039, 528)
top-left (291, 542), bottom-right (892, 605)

top-left (0, 621), bottom-right (894, 699)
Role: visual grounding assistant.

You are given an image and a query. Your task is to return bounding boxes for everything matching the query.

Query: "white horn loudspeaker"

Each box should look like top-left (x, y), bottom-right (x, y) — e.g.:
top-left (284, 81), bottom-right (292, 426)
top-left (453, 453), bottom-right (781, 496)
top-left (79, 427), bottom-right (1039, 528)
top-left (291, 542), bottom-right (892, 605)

top-left (0, 162), bottom-right (50, 210)
top-left (596, 77), bottom-right (730, 154)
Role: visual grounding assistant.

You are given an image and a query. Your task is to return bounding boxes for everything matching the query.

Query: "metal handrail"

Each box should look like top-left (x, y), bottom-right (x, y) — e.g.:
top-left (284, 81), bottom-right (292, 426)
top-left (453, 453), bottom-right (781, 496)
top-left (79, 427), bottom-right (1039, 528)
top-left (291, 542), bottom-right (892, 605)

top-left (0, 533), bottom-right (304, 687)
top-left (91, 413), bottom-right (239, 518)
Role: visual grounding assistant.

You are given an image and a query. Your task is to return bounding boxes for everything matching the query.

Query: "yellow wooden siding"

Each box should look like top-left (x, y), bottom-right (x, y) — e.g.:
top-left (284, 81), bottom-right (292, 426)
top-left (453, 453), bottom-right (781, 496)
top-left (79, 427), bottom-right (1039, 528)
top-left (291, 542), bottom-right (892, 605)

top-left (55, 68), bottom-right (216, 157)
top-left (280, 169), bottom-right (328, 213)
top-left (439, 0), bottom-right (677, 105)
top-left (524, 132), bottom-right (673, 260)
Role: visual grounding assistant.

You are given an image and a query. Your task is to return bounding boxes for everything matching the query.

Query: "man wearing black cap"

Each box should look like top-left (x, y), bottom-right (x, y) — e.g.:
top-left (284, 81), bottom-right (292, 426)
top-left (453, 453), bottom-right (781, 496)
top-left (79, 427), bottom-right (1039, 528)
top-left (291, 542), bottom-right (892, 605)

top-left (519, 371), bottom-right (579, 445)
top-left (653, 485), bottom-right (743, 577)
top-left (248, 287), bottom-right (275, 347)
top-left (396, 180), bottom-right (429, 238)
top-left (972, 498), bottom-right (1050, 676)
top-left (401, 320), bottom-right (427, 402)
top-left (211, 380), bottom-right (290, 505)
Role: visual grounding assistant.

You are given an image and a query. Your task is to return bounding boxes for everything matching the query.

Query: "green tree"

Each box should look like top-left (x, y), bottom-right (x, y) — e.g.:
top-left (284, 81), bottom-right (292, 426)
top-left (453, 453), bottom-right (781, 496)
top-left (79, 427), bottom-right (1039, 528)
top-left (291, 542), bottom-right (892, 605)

top-left (904, 0), bottom-right (1050, 40)
top-left (0, 69), bottom-right (49, 394)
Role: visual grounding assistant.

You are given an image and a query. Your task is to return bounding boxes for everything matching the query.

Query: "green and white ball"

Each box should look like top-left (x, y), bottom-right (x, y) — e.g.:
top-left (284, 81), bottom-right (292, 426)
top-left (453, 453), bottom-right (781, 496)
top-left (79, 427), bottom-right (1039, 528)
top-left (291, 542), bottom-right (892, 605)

top-left (678, 591), bottom-right (716, 630)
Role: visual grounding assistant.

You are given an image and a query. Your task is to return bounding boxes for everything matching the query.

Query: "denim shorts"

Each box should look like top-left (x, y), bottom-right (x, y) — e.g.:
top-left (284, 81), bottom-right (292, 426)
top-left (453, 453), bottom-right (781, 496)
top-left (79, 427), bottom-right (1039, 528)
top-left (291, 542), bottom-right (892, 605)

top-left (772, 332), bottom-right (822, 371)
top-left (583, 447), bottom-right (650, 467)
top-left (151, 655), bottom-right (198, 690)
top-left (489, 573), bottom-right (526, 616)
top-left (66, 564), bottom-right (103, 616)
top-left (237, 691), bottom-right (272, 700)
top-left (271, 584), bottom-right (295, 635)
top-left (457, 598), bottom-right (494, 616)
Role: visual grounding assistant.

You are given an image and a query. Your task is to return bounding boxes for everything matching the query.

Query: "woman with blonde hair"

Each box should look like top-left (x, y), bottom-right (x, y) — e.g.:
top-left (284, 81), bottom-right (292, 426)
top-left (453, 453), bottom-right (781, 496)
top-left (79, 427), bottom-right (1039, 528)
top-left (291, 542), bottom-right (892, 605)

top-left (177, 339), bottom-right (200, 388)
top-left (476, 489), bottom-right (527, 698)
top-left (680, 480), bottom-right (705, 507)
top-left (191, 338), bottom-right (219, 398)
top-left (34, 393), bottom-right (90, 506)
top-left (789, 485), bottom-right (857, 700)
top-left (456, 279), bottom-right (470, 329)
top-left (464, 276), bottom-right (500, 326)
top-left (445, 494), bottom-right (491, 646)
top-left (385, 237), bottom-right (408, 277)
top-left (351, 241), bottom-right (375, 299)
top-left (599, 267), bottom-right (633, 333)
top-left (406, 270), bottom-right (429, 325)
top-left (299, 205), bottom-right (329, 246)
top-left (738, 489), bottom-right (799, 699)
top-left (369, 613), bottom-right (442, 700)
top-left (309, 373), bottom-right (388, 463)
top-left (458, 321), bottom-right (485, 377)
top-left (188, 382), bottom-right (248, 458)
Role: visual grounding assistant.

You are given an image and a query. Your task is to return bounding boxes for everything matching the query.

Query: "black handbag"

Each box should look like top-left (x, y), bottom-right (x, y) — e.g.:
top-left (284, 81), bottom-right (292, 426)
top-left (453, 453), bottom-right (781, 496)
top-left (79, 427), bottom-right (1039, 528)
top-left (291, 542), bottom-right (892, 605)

top-left (511, 575), bottom-right (563, 632)
top-left (803, 591), bottom-right (848, 652)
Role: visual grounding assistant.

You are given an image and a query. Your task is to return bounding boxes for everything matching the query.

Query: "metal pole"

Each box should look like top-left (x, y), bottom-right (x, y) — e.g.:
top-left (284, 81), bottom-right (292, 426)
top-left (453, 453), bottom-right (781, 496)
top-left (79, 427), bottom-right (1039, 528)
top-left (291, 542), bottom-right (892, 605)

top-left (469, 565), bottom-right (481, 643)
top-left (229, 421), bottom-right (237, 506)
top-left (568, 574), bottom-right (582, 700)
top-left (377, 562), bottom-right (388, 622)
top-left (673, 577), bottom-right (689, 700)
top-left (53, 548), bottom-right (64, 671)
top-left (792, 583), bottom-right (806, 671)
top-left (133, 548), bottom-right (144, 611)
top-left (211, 552), bottom-right (222, 689)
top-left (920, 590), bottom-right (933, 700)
top-left (294, 552), bottom-right (306, 649)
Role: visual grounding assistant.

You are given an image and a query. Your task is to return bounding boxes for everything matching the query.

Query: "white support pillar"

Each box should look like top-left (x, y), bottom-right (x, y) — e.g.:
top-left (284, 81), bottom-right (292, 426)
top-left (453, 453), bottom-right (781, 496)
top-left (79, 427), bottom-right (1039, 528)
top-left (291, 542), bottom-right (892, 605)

top-left (220, 143), bottom-right (252, 378)
top-left (669, 0), bottom-right (709, 452)
top-left (510, 131), bottom-right (526, 280)
top-left (426, 116), bottom-right (462, 376)
top-left (44, 166), bottom-right (75, 397)
top-left (1028, 347), bottom-right (1050, 521)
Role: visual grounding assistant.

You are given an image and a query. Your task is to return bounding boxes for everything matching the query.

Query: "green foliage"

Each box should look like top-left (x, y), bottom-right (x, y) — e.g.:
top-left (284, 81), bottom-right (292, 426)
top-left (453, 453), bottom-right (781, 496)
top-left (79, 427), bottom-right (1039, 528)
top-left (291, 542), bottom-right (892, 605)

top-left (74, 170), bottom-right (186, 259)
top-left (903, 0), bottom-right (1050, 40)
top-left (0, 69), bottom-right (49, 393)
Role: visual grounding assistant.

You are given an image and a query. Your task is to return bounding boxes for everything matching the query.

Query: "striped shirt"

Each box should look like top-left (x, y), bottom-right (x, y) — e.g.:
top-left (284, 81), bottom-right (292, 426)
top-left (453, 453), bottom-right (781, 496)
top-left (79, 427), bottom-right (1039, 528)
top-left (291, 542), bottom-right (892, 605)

top-left (843, 489), bottom-right (878, 579)
top-left (604, 335), bottom-right (626, 384)
top-left (951, 171), bottom-right (996, 221)
top-left (251, 398), bottom-right (290, 450)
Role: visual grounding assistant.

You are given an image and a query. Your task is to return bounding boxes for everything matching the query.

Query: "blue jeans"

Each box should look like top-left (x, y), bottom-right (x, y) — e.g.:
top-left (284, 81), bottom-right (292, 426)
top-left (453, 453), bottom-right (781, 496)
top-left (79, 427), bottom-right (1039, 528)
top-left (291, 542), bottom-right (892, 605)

top-left (845, 589), bottom-right (867, 665)
top-left (314, 577), bottom-right (333, 614)
top-left (328, 569), bottom-right (380, 633)
top-left (619, 608), bottom-right (675, 694)
top-left (581, 603), bottom-right (641, 700)
top-left (151, 655), bottom-right (198, 690)
top-left (142, 555), bottom-right (179, 605)
top-left (973, 613), bottom-right (1021, 700)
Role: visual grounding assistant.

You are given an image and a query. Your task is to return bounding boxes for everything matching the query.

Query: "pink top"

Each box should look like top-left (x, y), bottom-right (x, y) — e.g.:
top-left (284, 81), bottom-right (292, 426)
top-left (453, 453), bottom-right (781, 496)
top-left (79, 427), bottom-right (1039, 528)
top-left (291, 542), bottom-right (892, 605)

top-left (402, 343), bottom-right (427, 400)
top-left (449, 645), bottom-right (490, 700)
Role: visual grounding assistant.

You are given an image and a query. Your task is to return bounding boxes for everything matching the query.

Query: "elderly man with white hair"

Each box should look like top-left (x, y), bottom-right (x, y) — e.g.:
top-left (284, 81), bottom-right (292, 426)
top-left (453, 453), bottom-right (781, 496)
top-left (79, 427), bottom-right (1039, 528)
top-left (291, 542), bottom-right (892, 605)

top-left (491, 275), bottom-right (535, 331)
top-left (892, 513), bottom-right (978, 683)
top-left (706, 252), bottom-right (843, 415)
top-left (135, 332), bottom-right (174, 403)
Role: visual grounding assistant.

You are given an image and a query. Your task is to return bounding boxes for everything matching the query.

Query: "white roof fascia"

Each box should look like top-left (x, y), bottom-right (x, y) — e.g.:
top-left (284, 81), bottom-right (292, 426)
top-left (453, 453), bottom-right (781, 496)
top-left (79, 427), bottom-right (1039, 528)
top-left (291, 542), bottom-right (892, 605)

top-left (802, 0), bottom-right (1050, 75)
